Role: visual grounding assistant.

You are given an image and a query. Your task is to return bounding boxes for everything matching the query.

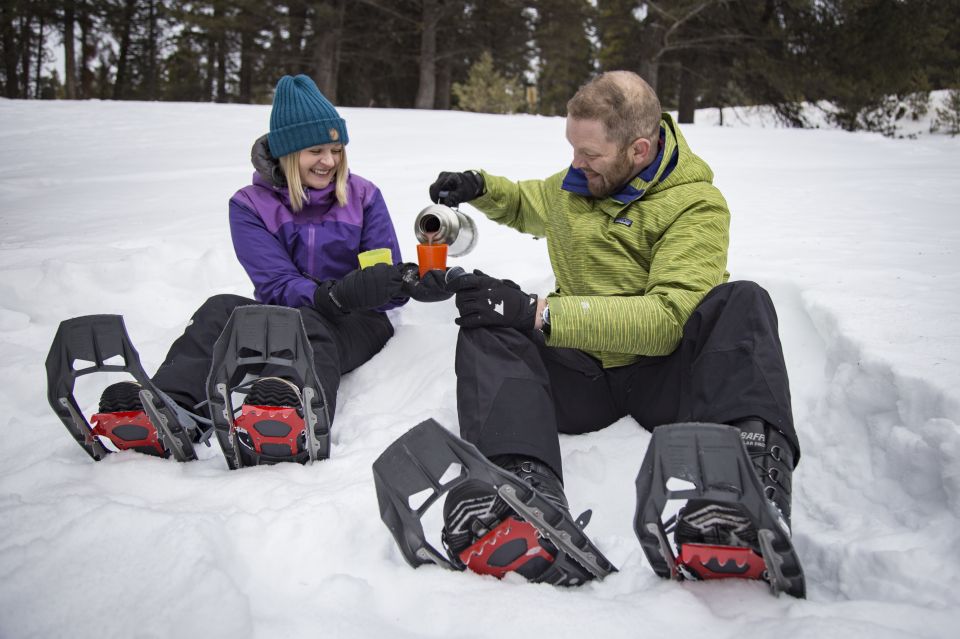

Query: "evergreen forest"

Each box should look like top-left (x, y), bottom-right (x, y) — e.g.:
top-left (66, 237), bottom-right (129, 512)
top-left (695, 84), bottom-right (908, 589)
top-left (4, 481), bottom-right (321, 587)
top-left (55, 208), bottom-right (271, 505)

top-left (2, 1), bottom-right (958, 134)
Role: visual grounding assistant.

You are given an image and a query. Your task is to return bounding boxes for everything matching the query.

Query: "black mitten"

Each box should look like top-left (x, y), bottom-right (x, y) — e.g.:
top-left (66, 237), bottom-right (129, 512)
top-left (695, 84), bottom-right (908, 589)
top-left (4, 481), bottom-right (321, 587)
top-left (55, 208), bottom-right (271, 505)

top-left (447, 269), bottom-right (537, 330)
top-left (428, 171), bottom-right (484, 207)
top-left (315, 263), bottom-right (403, 315)
top-left (399, 263), bottom-right (454, 303)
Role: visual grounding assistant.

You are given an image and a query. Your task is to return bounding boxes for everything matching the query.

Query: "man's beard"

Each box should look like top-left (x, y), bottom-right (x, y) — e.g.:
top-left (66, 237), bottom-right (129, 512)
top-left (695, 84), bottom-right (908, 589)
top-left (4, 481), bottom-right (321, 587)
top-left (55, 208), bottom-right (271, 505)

top-left (585, 151), bottom-right (637, 198)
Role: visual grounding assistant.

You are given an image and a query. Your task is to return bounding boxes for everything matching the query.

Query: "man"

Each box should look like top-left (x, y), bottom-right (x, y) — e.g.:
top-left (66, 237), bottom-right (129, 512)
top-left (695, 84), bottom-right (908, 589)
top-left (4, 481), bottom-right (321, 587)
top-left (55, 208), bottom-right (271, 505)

top-left (429, 71), bottom-right (799, 583)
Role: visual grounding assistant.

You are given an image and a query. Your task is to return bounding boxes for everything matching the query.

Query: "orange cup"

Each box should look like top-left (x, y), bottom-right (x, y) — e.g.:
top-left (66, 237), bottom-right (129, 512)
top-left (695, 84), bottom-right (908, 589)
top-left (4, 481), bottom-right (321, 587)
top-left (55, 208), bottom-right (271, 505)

top-left (417, 243), bottom-right (448, 277)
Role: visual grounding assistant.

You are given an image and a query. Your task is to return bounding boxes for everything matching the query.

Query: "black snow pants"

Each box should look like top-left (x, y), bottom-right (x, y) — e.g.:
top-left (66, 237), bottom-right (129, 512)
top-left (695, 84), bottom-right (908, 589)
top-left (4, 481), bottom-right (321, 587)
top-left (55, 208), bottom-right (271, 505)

top-left (455, 281), bottom-right (798, 481)
top-left (151, 294), bottom-right (394, 422)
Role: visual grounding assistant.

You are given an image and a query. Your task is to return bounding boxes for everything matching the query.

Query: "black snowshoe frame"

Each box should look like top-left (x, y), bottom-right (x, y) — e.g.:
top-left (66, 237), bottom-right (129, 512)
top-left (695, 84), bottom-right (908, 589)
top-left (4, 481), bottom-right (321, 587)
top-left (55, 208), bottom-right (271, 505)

top-left (205, 305), bottom-right (331, 469)
top-left (45, 314), bottom-right (205, 462)
top-left (634, 422), bottom-right (806, 598)
top-left (372, 419), bottom-right (617, 586)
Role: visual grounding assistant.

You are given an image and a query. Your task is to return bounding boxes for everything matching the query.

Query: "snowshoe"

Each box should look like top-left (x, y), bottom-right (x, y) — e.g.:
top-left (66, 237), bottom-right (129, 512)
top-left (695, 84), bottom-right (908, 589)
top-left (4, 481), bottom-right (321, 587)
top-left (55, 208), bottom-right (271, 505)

top-left (633, 422), bottom-right (805, 598)
top-left (45, 315), bottom-right (209, 462)
top-left (205, 305), bottom-right (331, 469)
top-left (372, 419), bottom-right (617, 586)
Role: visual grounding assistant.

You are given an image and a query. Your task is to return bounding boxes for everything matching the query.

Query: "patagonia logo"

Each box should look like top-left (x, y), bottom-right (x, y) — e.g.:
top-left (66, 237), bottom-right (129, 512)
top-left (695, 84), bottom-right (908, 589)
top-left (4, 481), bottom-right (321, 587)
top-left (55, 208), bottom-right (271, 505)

top-left (613, 217), bottom-right (633, 227)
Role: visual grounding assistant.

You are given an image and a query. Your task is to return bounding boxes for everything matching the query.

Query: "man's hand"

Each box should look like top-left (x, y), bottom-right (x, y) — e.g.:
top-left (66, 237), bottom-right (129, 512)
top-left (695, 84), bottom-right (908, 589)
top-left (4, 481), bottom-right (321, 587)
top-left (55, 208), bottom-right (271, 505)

top-left (429, 171), bottom-right (484, 207)
top-left (399, 263), bottom-right (454, 303)
top-left (446, 269), bottom-right (538, 330)
top-left (315, 263), bottom-right (403, 315)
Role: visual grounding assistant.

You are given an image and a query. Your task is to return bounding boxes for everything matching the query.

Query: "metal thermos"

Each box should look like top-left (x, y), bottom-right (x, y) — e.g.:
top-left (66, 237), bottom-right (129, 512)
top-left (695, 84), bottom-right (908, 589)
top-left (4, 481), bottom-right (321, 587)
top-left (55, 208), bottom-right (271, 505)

top-left (413, 204), bottom-right (478, 257)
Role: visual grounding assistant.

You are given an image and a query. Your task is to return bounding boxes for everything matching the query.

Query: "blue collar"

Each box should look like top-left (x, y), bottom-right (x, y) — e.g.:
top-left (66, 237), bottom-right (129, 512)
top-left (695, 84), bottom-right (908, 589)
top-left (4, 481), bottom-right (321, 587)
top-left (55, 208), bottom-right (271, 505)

top-left (561, 126), bottom-right (672, 205)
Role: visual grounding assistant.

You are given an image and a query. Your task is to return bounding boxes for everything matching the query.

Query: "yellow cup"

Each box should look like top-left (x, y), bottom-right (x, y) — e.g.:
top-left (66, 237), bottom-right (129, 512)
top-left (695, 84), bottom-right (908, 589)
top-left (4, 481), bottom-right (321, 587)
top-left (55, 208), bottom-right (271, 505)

top-left (357, 248), bottom-right (393, 269)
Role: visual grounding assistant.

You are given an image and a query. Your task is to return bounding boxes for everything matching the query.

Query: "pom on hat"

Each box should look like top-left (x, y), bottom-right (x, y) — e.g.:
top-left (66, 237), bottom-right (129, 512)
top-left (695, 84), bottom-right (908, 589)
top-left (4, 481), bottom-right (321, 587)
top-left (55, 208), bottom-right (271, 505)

top-left (267, 75), bottom-right (349, 158)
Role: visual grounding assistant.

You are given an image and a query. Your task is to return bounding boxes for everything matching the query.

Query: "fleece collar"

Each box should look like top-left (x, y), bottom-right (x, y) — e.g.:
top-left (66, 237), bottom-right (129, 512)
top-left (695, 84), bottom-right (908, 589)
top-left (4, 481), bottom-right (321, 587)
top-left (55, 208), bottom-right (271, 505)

top-left (561, 121), bottom-right (679, 205)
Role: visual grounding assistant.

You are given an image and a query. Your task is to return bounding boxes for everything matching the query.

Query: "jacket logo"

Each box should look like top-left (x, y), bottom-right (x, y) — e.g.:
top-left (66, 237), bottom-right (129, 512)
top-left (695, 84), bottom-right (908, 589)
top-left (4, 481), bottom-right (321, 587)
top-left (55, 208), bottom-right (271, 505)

top-left (613, 217), bottom-right (633, 227)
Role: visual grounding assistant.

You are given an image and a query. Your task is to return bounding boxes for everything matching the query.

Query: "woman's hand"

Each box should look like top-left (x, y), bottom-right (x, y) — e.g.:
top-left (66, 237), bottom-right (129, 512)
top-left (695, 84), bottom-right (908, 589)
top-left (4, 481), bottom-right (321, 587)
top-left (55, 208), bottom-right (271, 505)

top-left (315, 263), bottom-right (404, 315)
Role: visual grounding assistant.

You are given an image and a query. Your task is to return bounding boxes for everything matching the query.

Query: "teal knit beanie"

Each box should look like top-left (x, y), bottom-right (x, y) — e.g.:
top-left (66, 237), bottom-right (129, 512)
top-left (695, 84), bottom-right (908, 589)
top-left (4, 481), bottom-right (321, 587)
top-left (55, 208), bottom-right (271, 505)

top-left (268, 75), bottom-right (348, 157)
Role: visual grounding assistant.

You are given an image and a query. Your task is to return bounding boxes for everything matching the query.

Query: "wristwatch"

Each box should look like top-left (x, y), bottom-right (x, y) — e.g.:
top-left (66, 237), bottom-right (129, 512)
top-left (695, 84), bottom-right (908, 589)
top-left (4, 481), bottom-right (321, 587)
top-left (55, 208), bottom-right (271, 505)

top-left (540, 304), bottom-right (551, 336)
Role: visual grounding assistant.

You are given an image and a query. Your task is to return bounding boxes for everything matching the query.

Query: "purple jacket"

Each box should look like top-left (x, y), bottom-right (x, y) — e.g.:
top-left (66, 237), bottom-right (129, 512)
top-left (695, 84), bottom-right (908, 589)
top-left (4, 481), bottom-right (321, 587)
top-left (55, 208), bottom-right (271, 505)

top-left (229, 172), bottom-right (405, 309)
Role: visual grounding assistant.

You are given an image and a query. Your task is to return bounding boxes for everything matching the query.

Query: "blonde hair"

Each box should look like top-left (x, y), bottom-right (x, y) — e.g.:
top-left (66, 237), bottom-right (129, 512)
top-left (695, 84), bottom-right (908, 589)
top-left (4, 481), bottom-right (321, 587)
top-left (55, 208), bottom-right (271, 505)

top-left (279, 146), bottom-right (350, 212)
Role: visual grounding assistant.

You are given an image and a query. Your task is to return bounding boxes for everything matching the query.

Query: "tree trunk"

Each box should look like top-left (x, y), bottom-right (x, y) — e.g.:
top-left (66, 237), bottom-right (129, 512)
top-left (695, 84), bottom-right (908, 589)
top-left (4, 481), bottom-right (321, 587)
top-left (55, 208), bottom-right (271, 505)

top-left (113, 0), bottom-right (136, 100)
top-left (238, 7), bottom-right (253, 103)
top-left (215, 2), bottom-right (227, 103)
top-left (20, 13), bottom-right (31, 97)
top-left (310, 0), bottom-right (345, 102)
top-left (34, 11), bottom-right (44, 99)
top-left (145, 0), bottom-right (158, 100)
top-left (79, 0), bottom-right (95, 99)
top-left (288, 0), bottom-right (308, 74)
top-left (1, 2), bottom-right (18, 97)
top-left (63, 0), bottom-right (77, 99)
top-left (677, 57), bottom-right (696, 124)
top-left (414, 0), bottom-right (438, 109)
top-left (433, 7), bottom-right (456, 110)
top-left (205, 31), bottom-right (216, 101)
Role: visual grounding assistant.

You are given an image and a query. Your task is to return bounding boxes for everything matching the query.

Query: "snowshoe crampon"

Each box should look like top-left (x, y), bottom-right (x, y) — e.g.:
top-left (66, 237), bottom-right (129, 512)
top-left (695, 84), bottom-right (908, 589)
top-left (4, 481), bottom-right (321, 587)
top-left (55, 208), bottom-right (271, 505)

top-left (45, 315), bottom-right (204, 462)
top-left (206, 305), bottom-right (331, 469)
top-left (634, 423), bottom-right (806, 598)
top-left (372, 419), bottom-right (617, 586)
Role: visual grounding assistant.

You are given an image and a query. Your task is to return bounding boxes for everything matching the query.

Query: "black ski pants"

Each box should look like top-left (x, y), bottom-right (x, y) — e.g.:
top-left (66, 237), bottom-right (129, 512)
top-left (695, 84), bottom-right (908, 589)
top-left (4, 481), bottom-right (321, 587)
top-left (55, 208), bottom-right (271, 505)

top-left (455, 281), bottom-right (798, 482)
top-left (151, 294), bottom-right (394, 422)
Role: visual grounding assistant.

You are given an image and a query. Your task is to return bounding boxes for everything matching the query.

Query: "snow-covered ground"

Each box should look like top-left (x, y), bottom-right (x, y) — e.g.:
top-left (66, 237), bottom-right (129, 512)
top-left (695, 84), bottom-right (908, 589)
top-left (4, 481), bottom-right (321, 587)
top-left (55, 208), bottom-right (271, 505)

top-left (0, 98), bottom-right (958, 639)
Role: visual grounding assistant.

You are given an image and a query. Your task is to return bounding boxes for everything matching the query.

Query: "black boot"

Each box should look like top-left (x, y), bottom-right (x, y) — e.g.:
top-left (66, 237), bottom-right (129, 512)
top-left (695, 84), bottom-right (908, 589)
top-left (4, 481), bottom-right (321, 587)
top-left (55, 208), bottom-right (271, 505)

top-left (734, 417), bottom-right (795, 525)
top-left (441, 454), bottom-right (568, 581)
top-left (675, 418), bottom-right (796, 550)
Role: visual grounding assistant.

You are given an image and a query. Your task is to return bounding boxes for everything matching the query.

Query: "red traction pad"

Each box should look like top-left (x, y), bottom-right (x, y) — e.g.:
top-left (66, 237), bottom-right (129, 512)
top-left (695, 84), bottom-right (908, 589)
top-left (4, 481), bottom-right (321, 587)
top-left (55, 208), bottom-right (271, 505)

top-left (679, 543), bottom-right (767, 580)
top-left (90, 410), bottom-right (164, 455)
top-left (233, 405), bottom-right (304, 455)
top-left (459, 516), bottom-right (555, 578)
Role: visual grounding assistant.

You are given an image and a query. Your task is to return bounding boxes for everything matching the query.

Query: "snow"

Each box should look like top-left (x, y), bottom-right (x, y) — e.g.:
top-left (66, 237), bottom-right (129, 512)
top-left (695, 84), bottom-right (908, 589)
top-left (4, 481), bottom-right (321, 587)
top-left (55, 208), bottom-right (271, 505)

top-left (1, 97), bottom-right (958, 639)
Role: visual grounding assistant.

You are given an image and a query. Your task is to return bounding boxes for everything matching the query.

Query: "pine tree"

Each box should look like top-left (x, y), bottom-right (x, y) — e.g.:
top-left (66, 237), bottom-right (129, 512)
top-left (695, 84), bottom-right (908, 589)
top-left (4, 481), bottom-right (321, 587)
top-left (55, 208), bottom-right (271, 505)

top-left (452, 51), bottom-right (526, 113)
top-left (534, 0), bottom-right (596, 116)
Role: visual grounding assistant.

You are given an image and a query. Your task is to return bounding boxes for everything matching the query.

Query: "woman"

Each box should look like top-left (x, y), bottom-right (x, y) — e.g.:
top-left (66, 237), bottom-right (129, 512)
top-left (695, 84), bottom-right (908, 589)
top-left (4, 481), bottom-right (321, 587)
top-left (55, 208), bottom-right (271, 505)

top-left (82, 75), bottom-right (447, 467)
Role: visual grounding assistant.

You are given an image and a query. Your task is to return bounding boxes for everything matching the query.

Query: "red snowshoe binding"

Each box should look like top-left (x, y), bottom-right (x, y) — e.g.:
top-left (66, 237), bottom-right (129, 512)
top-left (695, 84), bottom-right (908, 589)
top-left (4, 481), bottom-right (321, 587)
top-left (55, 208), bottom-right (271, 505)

top-left (372, 419), bottom-right (617, 587)
top-left (46, 315), bottom-right (209, 462)
top-left (634, 422), bottom-right (805, 598)
top-left (205, 305), bottom-right (331, 469)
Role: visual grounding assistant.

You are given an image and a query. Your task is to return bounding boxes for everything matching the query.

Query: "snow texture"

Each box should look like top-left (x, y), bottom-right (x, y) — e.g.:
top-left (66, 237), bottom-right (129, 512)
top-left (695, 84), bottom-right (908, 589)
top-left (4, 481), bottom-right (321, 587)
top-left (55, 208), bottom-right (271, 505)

top-left (0, 98), bottom-right (958, 639)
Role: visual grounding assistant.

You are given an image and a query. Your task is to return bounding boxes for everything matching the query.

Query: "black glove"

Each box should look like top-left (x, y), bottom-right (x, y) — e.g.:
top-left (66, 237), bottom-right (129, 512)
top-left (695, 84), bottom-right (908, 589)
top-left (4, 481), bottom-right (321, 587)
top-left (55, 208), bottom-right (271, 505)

top-left (314, 263), bottom-right (403, 315)
top-left (399, 263), bottom-right (454, 303)
top-left (251, 134), bottom-right (287, 187)
top-left (429, 171), bottom-right (485, 207)
top-left (446, 269), bottom-right (538, 330)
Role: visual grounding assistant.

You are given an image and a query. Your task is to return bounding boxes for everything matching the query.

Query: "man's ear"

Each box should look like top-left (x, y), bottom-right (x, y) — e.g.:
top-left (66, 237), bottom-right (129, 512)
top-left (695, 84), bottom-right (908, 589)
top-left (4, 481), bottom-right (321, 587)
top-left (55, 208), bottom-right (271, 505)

top-left (630, 137), bottom-right (653, 171)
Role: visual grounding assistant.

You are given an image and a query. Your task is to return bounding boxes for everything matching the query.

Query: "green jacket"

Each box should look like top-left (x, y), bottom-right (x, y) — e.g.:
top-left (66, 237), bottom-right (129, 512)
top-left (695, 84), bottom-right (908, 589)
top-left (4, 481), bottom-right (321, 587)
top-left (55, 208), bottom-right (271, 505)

top-left (471, 113), bottom-right (730, 368)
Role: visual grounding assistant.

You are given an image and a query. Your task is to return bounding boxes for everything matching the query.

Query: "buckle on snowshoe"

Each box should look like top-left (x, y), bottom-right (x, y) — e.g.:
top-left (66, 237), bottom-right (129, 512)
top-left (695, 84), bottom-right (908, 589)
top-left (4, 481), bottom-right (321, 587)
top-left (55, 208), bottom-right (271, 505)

top-left (90, 409), bottom-right (166, 456)
top-left (234, 404), bottom-right (305, 459)
top-left (677, 543), bottom-right (766, 580)
top-left (459, 516), bottom-right (555, 578)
